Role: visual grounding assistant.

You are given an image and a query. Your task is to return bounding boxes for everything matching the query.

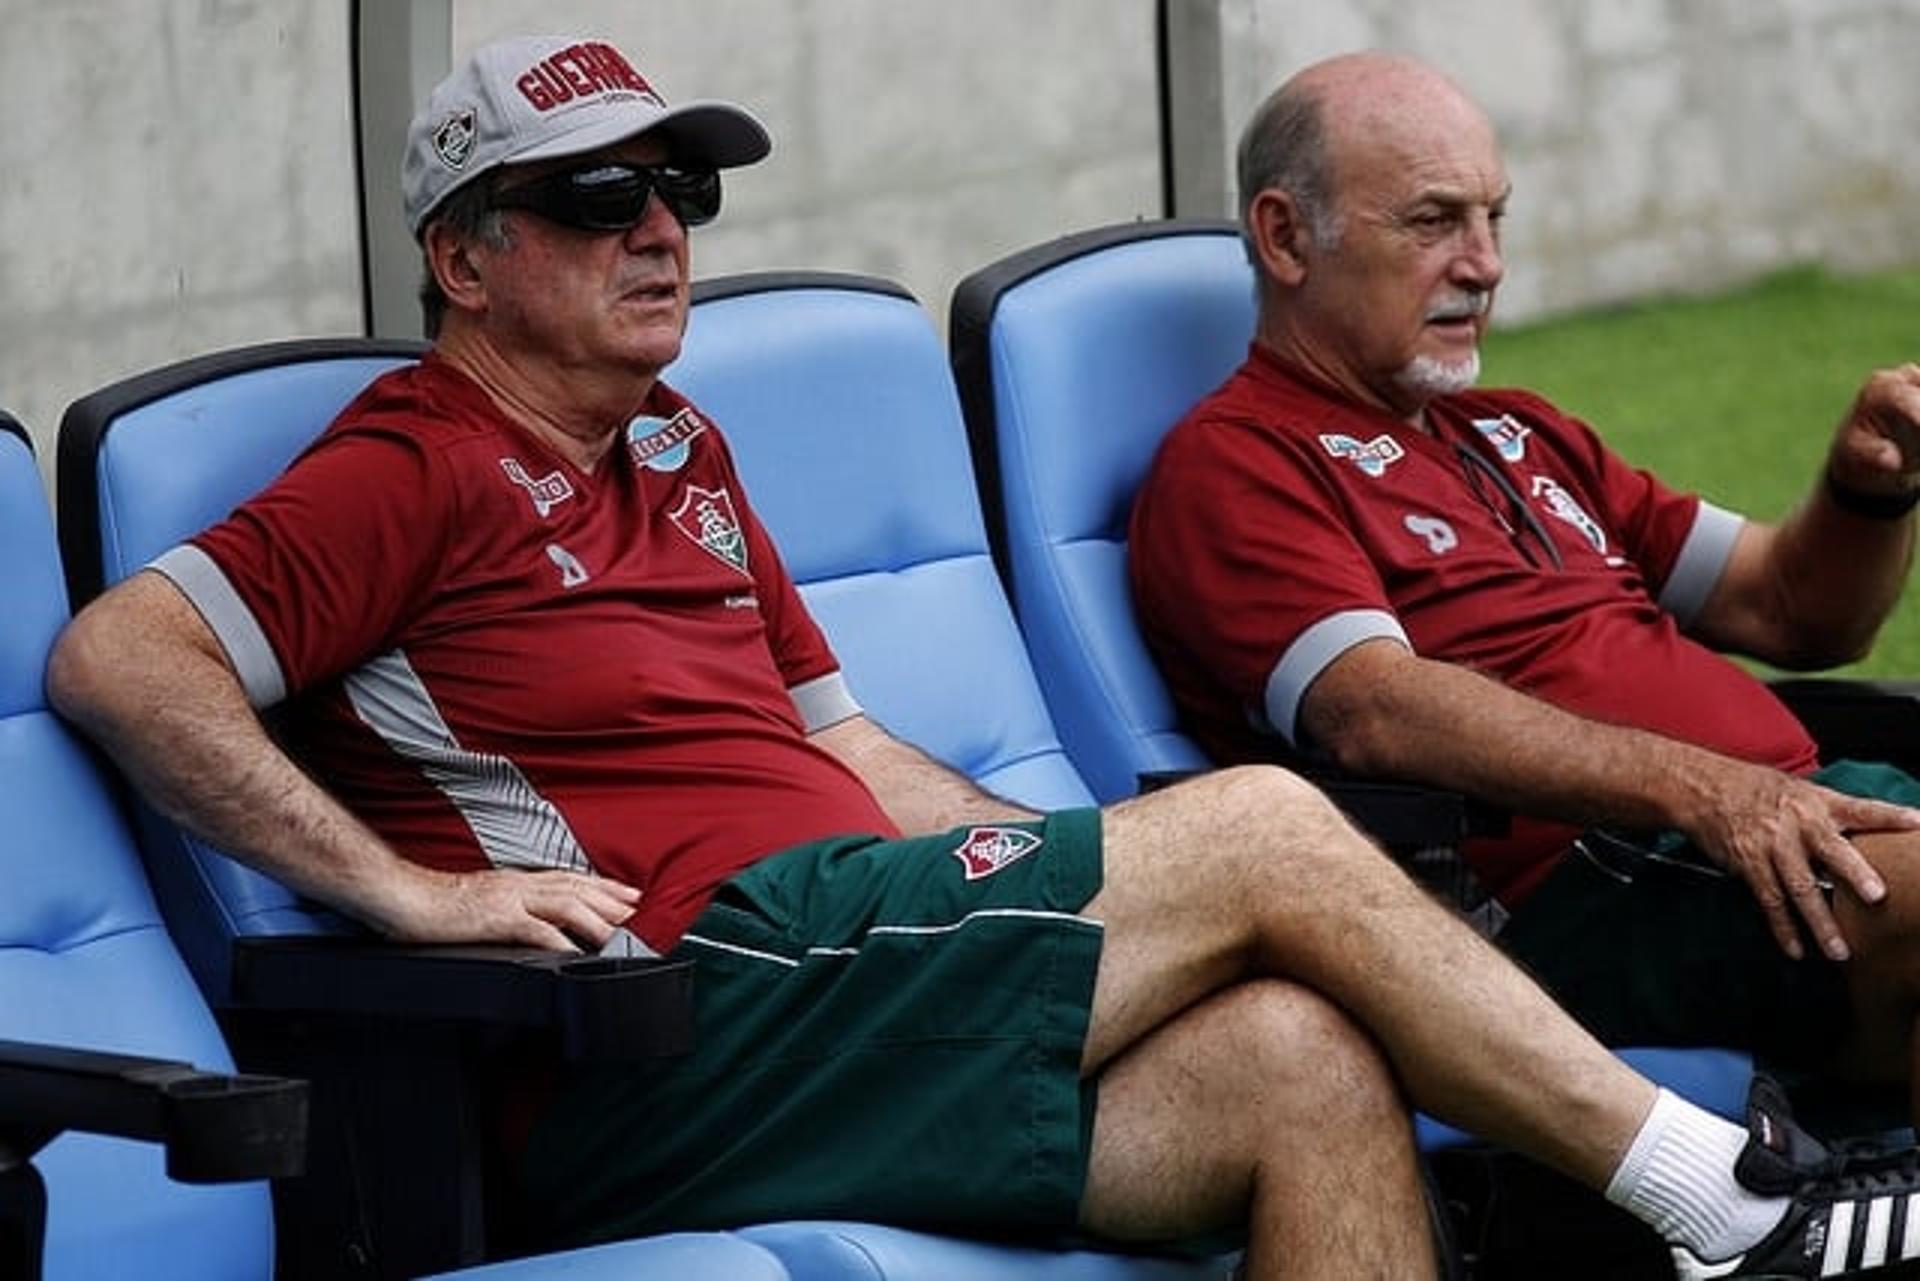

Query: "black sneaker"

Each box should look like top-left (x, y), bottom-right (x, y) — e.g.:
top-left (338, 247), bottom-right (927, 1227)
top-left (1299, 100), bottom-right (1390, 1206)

top-left (1671, 1076), bottom-right (1920, 1278)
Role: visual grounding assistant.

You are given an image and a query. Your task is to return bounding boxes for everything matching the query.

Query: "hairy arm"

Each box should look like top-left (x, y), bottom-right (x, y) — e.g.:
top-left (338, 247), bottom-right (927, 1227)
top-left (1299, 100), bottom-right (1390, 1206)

top-left (809, 713), bottom-right (1037, 834)
top-left (1301, 638), bottom-right (1920, 960)
top-left (1690, 365), bottom-right (1920, 666)
top-left (47, 571), bottom-right (637, 951)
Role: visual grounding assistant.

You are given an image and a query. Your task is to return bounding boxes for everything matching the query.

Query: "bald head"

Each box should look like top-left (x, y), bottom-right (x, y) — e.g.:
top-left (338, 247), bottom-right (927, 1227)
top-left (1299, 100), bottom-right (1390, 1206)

top-left (1236, 52), bottom-right (1496, 251)
top-left (1236, 52), bottom-right (1511, 421)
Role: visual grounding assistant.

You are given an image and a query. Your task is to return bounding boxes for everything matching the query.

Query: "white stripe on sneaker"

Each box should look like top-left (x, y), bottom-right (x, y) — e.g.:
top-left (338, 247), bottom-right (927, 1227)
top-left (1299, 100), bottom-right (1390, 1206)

top-left (1822, 1200), bottom-right (1855, 1277)
top-left (1668, 1245), bottom-right (1743, 1279)
top-left (1862, 1195), bottom-right (1893, 1267)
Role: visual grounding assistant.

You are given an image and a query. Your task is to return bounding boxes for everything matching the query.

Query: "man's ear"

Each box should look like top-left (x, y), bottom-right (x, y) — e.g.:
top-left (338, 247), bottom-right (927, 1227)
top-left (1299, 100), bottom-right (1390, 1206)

top-left (1246, 188), bottom-right (1313, 288)
top-left (425, 222), bottom-right (489, 312)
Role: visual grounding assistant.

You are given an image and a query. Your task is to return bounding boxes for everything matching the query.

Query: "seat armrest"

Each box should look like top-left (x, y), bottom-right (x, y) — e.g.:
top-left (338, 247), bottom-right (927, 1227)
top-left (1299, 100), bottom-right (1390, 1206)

top-left (1770, 678), bottom-right (1920, 776)
top-left (1304, 775), bottom-right (1509, 847)
top-left (1141, 769), bottom-right (1507, 848)
top-left (230, 939), bottom-right (695, 1062)
top-left (0, 1037), bottom-right (307, 1182)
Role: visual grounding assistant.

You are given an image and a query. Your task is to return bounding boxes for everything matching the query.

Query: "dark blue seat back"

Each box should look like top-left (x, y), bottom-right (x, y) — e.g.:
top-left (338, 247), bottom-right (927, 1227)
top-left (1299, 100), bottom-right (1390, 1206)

top-left (0, 414), bottom-right (275, 1280)
top-left (951, 222), bottom-right (1253, 802)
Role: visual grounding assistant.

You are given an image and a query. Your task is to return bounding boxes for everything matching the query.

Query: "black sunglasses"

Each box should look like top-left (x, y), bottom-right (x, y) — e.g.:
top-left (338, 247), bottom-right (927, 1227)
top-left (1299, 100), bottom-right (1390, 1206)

top-left (489, 161), bottom-right (723, 232)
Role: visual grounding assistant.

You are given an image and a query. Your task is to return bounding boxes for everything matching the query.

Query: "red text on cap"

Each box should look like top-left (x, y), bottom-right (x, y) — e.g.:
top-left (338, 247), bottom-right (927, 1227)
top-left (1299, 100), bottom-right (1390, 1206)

top-left (517, 42), bottom-right (657, 112)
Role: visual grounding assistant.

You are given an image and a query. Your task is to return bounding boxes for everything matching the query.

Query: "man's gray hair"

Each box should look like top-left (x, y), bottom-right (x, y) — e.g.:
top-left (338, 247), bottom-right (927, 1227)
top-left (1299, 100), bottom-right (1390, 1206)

top-left (1235, 78), bottom-right (1342, 258)
top-left (417, 177), bottom-right (514, 339)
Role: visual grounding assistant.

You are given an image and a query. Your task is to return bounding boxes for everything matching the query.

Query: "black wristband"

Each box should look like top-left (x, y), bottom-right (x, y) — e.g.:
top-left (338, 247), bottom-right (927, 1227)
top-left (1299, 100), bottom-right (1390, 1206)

top-left (1825, 470), bottom-right (1920, 520)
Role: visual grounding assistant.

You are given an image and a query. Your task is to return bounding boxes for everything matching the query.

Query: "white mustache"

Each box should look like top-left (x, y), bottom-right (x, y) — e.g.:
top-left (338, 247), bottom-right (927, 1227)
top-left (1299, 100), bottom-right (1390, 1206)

top-left (1425, 291), bottom-right (1491, 322)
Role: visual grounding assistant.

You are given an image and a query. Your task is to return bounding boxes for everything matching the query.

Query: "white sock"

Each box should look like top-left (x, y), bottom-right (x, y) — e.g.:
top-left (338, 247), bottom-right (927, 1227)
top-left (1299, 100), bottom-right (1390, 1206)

top-left (1604, 1088), bottom-right (1789, 1261)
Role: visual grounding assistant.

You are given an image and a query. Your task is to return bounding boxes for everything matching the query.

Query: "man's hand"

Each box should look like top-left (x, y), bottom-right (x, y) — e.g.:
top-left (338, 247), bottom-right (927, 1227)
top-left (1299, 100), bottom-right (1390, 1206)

top-left (377, 865), bottom-right (642, 953)
top-left (1680, 757), bottom-right (1920, 962)
top-left (1828, 363), bottom-right (1920, 499)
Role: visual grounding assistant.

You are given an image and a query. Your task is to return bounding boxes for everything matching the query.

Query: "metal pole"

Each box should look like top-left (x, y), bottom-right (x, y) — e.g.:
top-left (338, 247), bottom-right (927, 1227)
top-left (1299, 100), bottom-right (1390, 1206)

top-left (352, 0), bottom-right (452, 340)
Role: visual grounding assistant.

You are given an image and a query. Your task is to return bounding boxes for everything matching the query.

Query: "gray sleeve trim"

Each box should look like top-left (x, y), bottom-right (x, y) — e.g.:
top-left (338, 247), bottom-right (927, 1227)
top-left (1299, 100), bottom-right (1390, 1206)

top-left (148, 544), bottom-right (289, 709)
top-left (1262, 608), bottom-right (1409, 745)
top-left (1657, 501), bottom-right (1743, 628)
top-left (791, 670), bottom-right (862, 732)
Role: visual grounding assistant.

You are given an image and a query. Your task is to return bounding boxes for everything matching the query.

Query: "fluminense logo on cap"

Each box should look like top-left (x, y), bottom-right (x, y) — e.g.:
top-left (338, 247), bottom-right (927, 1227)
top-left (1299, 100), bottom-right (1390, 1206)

top-left (516, 41), bottom-right (662, 112)
top-left (433, 109), bottom-right (477, 169)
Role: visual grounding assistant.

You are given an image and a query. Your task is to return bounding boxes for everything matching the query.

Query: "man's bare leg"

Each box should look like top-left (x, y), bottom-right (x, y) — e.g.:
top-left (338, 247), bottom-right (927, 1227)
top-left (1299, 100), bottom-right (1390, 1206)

top-left (1082, 980), bottom-right (1436, 1281)
top-left (1081, 766), bottom-right (1653, 1187)
top-left (1826, 830), bottom-right (1920, 1121)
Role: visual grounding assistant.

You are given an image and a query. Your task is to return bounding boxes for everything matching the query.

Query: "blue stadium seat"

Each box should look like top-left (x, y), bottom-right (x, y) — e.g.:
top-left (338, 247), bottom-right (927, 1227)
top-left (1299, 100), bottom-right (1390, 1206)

top-left (675, 272), bottom-right (1093, 812)
top-left (1, 412), bottom-right (778, 1281)
top-left (949, 222), bottom-right (1247, 805)
top-left (0, 412), bottom-right (288, 1281)
top-left (58, 340), bottom-right (428, 995)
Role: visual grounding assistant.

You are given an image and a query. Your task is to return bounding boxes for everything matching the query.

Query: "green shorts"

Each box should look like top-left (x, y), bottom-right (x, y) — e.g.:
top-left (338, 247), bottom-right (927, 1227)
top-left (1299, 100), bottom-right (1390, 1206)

top-left (1498, 760), bottom-right (1920, 1066)
top-left (519, 809), bottom-right (1106, 1247)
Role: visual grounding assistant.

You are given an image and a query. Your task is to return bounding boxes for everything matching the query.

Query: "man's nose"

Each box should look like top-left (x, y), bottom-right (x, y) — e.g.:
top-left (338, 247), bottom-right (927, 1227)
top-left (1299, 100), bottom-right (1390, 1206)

top-left (623, 189), bottom-right (687, 249)
top-left (1454, 213), bottom-right (1503, 290)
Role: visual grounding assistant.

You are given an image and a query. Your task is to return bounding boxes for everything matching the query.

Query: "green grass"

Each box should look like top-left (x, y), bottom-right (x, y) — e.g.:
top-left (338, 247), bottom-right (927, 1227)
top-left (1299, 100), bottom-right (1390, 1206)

top-left (1480, 264), bottom-right (1920, 676)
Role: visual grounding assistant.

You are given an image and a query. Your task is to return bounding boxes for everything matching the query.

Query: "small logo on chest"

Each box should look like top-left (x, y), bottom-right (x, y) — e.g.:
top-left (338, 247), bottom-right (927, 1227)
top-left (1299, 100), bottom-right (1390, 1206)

top-left (950, 826), bottom-right (1044, 880)
top-left (1472, 414), bottom-right (1532, 462)
top-left (546, 543), bottom-right (590, 588)
top-left (500, 458), bottom-right (576, 517)
top-left (1530, 475), bottom-right (1608, 555)
top-left (627, 408), bottom-right (709, 473)
top-left (668, 484), bottom-right (750, 574)
top-left (1403, 514), bottom-right (1458, 555)
top-left (1318, 433), bottom-right (1405, 478)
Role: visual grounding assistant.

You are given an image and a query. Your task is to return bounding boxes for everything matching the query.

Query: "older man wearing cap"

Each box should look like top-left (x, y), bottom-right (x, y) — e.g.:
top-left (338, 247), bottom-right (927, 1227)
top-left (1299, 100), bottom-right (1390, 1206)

top-left (48, 33), bottom-right (1920, 1280)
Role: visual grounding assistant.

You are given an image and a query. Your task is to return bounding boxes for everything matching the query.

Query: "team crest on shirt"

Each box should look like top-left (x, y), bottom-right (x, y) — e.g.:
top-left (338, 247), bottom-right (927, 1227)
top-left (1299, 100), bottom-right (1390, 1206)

top-left (500, 458), bottom-right (576, 517)
top-left (1318, 433), bottom-right (1405, 478)
top-left (668, 484), bottom-right (750, 574)
top-left (950, 826), bottom-right (1044, 881)
top-left (1472, 414), bottom-right (1531, 463)
top-left (1529, 475), bottom-right (1608, 555)
top-left (627, 407), bottom-right (709, 473)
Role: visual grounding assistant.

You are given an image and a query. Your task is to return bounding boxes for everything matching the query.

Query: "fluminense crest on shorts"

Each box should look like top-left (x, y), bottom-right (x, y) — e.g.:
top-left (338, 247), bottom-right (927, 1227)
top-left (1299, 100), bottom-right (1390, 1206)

top-left (950, 826), bottom-right (1044, 880)
top-left (1318, 433), bottom-right (1405, 478)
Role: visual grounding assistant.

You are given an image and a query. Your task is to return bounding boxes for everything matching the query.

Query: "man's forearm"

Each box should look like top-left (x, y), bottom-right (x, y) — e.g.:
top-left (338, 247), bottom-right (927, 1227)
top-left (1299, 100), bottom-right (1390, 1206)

top-left (1302, 641), bottom-right (1741, 837)
top-left (1763, 487), bottom-right (1914, 665)
top-left (810, 714), bottom-right (1038, 834)
top-left (48, 575), bottom-right (440, 936)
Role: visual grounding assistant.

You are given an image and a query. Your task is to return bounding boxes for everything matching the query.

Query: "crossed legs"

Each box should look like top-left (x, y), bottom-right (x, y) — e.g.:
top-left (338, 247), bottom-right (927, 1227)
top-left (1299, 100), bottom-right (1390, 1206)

top-left (1075, 766), bottom-right (1659, 1277)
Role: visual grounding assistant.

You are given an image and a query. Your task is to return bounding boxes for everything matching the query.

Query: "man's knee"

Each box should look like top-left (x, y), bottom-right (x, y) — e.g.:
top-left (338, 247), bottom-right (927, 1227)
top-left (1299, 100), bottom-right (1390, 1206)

top-left (1111, 764), bottom-right (1379, 888)
top-left (1136, 764), bottom-right (1354, 845)
top-left (1215, 979), bottom-right (1407, 1118)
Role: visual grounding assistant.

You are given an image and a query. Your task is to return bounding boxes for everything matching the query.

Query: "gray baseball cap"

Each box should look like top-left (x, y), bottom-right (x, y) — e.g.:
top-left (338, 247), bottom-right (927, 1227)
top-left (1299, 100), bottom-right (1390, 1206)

top-left (403, 35), bottom-right (771, 238)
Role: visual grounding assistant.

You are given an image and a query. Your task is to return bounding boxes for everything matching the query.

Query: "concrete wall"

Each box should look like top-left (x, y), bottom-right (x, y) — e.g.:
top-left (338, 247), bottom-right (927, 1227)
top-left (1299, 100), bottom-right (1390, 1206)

top-left (2, 0), bottom-right (1917, 485)
top-left (449, 0), bottom-right (1163, 318)
top-left (0, 0), bottom-right (363, 477)
top-left (1168, 0), bottom-right (1920, 320)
